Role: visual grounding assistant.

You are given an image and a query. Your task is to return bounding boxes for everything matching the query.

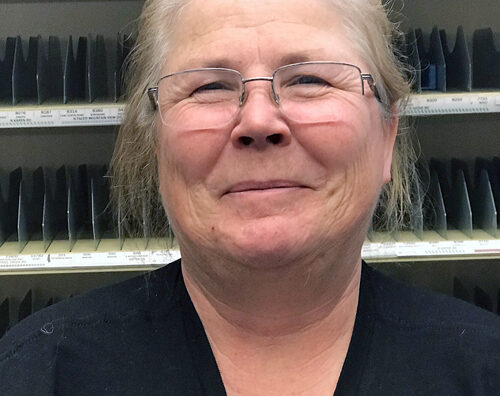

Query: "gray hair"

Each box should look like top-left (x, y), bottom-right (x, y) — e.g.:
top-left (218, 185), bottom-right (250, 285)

top-left (110, 0), bottom-right (419, 240)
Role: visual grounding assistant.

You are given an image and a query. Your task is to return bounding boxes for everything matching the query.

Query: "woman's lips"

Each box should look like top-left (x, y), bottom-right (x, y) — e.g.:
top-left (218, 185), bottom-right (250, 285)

top-left (225, 180), bottom-right (306, 194)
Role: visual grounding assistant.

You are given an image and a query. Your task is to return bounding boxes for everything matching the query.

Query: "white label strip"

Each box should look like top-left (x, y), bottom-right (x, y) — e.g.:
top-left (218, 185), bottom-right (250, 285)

top-left (405, 92), bottom-right (500, 116)
top-left (0, 105), bottom-right (125, 128)
top-left (0, 249), bottom-right (181, 271)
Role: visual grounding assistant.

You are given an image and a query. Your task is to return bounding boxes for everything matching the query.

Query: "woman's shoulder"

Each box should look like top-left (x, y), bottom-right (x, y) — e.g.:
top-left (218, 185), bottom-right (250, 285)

top-left (364, 263), bottom-right (500, 334)
top-left (0, 259), bottom-right (183, 362)
top-left (351, 264), bottom-right (500, 394)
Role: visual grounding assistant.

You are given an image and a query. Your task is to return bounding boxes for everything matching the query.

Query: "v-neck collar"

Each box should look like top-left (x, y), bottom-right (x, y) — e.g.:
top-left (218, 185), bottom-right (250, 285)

top-left (176, 261), bottom-right (375, 396)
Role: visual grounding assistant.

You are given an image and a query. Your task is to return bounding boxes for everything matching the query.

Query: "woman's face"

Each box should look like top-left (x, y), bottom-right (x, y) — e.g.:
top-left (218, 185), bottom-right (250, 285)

top-left (157, 0), bottom-right (397, 267)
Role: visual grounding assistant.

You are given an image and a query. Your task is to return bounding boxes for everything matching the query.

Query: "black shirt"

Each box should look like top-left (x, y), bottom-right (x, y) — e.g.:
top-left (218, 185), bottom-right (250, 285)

top-left (0, 260), bottom-right (499, 395)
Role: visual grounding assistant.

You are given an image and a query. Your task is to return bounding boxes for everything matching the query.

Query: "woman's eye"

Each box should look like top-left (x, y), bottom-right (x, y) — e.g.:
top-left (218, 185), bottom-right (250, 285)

top-left (192, 81), bottom-right (228, 94)
top-left (289, 75), bottom-right (329, 86)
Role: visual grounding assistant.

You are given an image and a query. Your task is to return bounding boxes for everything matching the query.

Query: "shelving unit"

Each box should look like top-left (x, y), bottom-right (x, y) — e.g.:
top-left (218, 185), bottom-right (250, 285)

top-left (1, 0), bottom-right (499, 327)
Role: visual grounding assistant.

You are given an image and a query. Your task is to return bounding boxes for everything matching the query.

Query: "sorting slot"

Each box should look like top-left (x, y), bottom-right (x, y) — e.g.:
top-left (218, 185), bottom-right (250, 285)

top-left (404, 25), bottom-right (497, 92)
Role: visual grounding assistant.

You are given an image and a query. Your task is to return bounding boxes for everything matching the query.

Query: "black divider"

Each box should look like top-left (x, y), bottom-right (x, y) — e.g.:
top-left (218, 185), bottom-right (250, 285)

top-left (415, 27), bottom-right (446, 91)
top-left (405, 29), bottom-right (422, 92)
top-left (90, 165), bottom-right (111, 249)
top-left (440, 26), bottom-right (472, 91)
top-left (87, 34), bottom-right (108, 102)
top-left (473, 28), bottom-right (500, 89)
top-left (63, 36), bottom-right (87, 103)
top-left (0, 168), bottom-right (22, 244)
top-left (113, 33), bottom-right (133, 102)
top-left (474, 286), bottom-right (493, 312)
top-left (36, 36), bottom-right (63, 104)
top-left (0, 298), bottom-right (9, 338)
top-left (0, 37), bottom-right (16, 102)
top-left (12, 36), bottom-right (39, 105)
top-left (453, 277), bottom-right (471, 302)
top-left (17, 179), bottom-right (29, 251)
top-left (17, 290), bottom-right (33, 323)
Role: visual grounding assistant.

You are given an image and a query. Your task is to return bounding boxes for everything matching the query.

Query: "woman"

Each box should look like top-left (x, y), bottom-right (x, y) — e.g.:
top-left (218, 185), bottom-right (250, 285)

top-left (1, 0), bottom-right (498, 395)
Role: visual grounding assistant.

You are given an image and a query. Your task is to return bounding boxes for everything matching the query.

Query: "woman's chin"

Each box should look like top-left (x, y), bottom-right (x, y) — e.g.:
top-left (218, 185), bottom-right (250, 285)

top-left (216, 217), bottom-right (316, 269)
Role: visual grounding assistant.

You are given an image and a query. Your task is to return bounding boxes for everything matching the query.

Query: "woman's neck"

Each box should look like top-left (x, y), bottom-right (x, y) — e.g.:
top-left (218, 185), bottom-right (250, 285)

top-left (182, 253), bottom-right (362, 396)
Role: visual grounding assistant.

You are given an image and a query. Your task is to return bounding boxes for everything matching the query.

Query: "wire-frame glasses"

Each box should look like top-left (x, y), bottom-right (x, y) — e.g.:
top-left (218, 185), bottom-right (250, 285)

top-left (147, 61), bottom-right (381, 130)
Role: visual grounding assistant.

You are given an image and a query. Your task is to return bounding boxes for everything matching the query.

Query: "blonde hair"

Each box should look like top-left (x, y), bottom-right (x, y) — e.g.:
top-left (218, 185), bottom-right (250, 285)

top-left (110, 0), bottom-right (418, 239)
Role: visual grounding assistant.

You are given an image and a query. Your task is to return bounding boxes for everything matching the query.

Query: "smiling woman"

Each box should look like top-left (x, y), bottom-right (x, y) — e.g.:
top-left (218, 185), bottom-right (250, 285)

top-left (0, 0), bottom-right (499, 395)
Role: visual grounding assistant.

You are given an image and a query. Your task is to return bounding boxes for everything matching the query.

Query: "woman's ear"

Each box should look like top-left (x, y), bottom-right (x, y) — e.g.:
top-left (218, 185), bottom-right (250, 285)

top-left (382, 105), bottom-right (399, 184)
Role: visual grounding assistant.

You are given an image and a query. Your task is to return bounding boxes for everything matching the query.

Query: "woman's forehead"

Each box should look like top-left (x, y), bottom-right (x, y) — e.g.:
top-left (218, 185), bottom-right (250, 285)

top-left (165, 0), bottom-right (356, 72)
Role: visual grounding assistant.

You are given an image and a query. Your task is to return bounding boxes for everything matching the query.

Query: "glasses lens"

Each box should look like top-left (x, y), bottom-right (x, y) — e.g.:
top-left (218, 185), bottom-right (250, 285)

top-left (157, 69), bottom-right (242, 129)
top-left (274, 63), bottom-right (362, 123)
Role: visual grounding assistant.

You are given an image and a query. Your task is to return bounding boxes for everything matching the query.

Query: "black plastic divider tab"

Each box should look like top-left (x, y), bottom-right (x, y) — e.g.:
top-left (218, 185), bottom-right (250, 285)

top-left (405, 29), bottom-right (421, 92)
top-left (453, 277), bottom-right (470, 302)
top-left (475, 169), bottom-right (497, 236)
top-left (90, 166), bottom-right (110, 250)
top-left (492, 158), bottom-right (500, 222)
top-left (0, 298), bottom-right (9, 338)
top-left (42, 176), bottom-right (55, 251)
top-left (28, 167), bottom-right (44, 239)
top-left (427, 169), bottom-right (447, 238)
top-left (12, 36), bottom-right (39, 105)
top-left (67, 172), bottom-right (77, 251)
top-left (415, 27), bottom-right (446, 91)
top-left (473, 28), bottom-right (500, 89)
top-left (117, 190), bottom-right (124, 249)
top-left (453, 169), bottom-right (473, 237)
top-left (0, 37), bottom-right (15, 102)
top-left (474, 286), bottom-right (493, 312)
top-left (440, 26), bottom-right (472, 91)
top-left (1, 168), bottom-right (23, 243)
top-left (86, 34), bottom-right (108, 103)
top-left (17, 179), bottom-right (29, 252)
top-left (36, 36), bottom-right (50, 104)
top-left (18, 290), bottom-right (33, 323)
top-left (142, 193), bottom-right (149, 249)
top-left (0, 173), bottom-right (7, 245)
top-left (63, 36), bottom-right (87, 103)
top-left (48, 36), bottom-right (63, 102)
top-left (36, 36), bottom-right (63, 104)
top-left (113, 33), bottom-right (133, 102)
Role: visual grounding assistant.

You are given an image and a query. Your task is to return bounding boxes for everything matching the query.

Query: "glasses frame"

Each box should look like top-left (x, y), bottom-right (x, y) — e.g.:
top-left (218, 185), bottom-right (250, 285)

top-left (147, 61), bottom-right (381, 113)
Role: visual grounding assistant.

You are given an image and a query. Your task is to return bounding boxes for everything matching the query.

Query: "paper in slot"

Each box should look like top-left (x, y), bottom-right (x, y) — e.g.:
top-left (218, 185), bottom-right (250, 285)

top-left (440, 26), bottom-right (472, 91)
top-left (415, 27), bottom-right (446, 91)
top-left (0, 298), bottom-right (9, 338)
top-left (0, 37), bottom-right (15, 103)
top-left (473, 28), bottom-right (500, 89)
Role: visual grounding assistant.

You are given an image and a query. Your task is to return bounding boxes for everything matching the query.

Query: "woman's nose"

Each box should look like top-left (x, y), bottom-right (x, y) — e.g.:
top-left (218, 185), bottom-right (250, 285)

top-left (230, 86), bottom-right (292, 150)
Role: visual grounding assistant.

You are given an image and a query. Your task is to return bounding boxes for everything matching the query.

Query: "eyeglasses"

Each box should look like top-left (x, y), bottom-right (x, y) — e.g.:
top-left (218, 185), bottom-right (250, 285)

top-left (147, 61), bottom-right (381, 130)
